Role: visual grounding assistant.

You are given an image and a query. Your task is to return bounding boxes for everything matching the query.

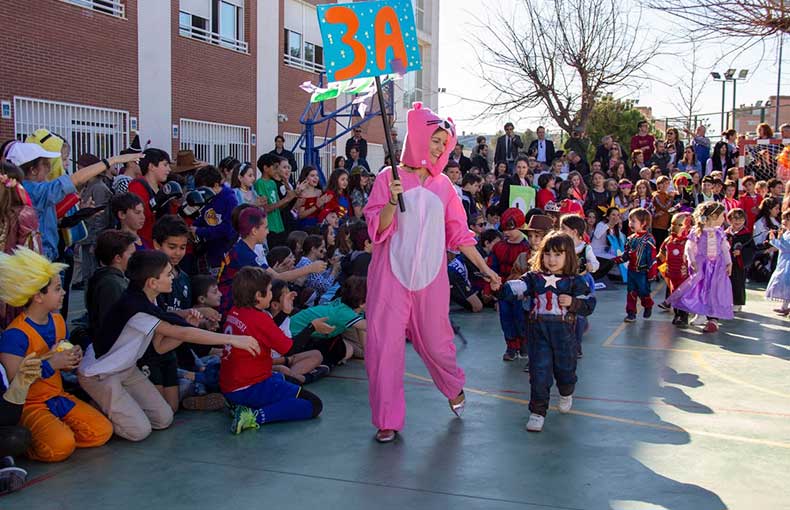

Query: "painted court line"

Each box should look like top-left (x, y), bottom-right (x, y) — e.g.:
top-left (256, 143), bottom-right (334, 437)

top-left (692, 352), bottom-right (790, 400)
top-left (403, 372), bottom-right (790, 450)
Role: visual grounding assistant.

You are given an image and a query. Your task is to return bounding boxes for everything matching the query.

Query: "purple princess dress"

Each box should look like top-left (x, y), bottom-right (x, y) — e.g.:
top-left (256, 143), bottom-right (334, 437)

top-left (668, 227), bottom-right (733, 320)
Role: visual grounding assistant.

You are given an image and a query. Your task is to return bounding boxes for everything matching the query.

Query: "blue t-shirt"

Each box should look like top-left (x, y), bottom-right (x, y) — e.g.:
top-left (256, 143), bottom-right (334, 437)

top-left (23, 175), bottom-right (77, 260)
top-left (217, 239), bottom-right (269, 316)
top-left (0, 314), bottom-right (75, 417)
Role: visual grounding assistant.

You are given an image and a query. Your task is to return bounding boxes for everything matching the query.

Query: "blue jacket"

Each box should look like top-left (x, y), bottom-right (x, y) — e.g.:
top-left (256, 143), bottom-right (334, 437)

top-left (194, 185), bottom-right (239, 268)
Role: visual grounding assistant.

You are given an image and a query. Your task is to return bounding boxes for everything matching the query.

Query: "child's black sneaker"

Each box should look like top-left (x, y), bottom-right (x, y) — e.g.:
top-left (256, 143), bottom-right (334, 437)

top-left (624, 313), bottom-right (637, 323)
top-left (657, 301), bottom-right (671, 312)
top-left (643, 307), bottom-right (653, 319)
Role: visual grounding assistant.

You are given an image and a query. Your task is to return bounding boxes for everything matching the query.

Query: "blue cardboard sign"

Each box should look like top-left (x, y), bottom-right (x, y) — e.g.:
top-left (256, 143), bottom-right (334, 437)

top-left (317, 0), bottom-right (422, 83)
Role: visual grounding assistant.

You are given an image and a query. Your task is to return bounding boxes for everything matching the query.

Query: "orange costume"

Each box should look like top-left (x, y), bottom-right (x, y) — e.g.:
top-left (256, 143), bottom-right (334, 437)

top-left (5, 313), bottom-right (112, 462)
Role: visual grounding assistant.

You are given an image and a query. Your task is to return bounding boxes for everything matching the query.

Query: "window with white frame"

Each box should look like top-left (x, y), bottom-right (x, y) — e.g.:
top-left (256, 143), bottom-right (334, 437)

top-left (179, 0), bottom-right (248, 54)
top-left (180, 119), bottom-right (250, 166)
top-left (284, 0), bottom-right (325, 73)
top-left (415, 0), bottom-right (425, 32)
top-left (283, 133), bottom-right (333, 180)
top-left (60, 0), bottom-right (125, 18)
top-left (402, 46), bottom-right (425, 107)
top-left (13, 97), bottom-right (129, 174)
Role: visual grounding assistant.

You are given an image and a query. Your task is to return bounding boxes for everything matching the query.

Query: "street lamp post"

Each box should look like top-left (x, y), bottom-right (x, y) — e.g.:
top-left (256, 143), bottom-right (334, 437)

top-left (711, 72), bottom-right (725, 132)
top-left (711, 69), bottom-right (749, 132)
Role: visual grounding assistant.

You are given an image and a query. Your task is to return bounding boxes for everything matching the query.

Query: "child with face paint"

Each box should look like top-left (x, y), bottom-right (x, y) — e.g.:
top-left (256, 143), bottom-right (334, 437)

top-left (363, 104), bottom-right (501, 443)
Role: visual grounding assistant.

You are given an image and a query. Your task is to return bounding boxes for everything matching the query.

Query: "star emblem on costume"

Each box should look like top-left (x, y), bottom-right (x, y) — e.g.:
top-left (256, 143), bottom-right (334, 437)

top-left (542, 273), bottom-right (561, 289)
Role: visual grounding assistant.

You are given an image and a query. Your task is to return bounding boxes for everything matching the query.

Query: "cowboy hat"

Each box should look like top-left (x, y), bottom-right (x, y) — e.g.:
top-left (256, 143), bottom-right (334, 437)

top-left (173, 150), bottom-right (208, 173)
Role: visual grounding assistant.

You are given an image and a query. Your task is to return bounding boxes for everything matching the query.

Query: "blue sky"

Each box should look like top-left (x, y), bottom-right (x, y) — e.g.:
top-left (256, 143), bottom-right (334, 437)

top-left (437, 0), bottom-right (789, 136)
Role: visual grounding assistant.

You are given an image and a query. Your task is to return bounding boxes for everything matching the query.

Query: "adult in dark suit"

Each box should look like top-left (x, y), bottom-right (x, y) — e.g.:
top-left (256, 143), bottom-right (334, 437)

top-left (494, 122), bottom-right (523, 172)
top-left (450, 143), bottom-right (473, 174)
top-left (345, 126), bottom-right (368, 160)
top-left (527, 126), bottom-right (555, 169)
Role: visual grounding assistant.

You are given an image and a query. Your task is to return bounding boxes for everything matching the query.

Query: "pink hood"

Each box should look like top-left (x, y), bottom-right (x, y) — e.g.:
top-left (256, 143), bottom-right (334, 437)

top-left (400, 102), bottom-right (457, 176)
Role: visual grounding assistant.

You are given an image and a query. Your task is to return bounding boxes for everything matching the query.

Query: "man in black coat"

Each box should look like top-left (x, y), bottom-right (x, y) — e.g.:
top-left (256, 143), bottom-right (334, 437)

top-left (527, 126), bottom-right (556, 170)
top-left (345, 127), bottom-right (368, 160)
top-left (494, 122), bottom-right (523, 172)
top-left (450, 143), bottom-right (473, 175)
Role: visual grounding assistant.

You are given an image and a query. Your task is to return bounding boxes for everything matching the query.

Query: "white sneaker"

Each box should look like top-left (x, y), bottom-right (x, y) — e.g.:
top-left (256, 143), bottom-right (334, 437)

top-left (690, 314), bottom-right (706, 325)
top-left (733, 305), bottom-right (742, 313)
top-left (526, 413), bottom-right (545, 432)
top-left (558, 395), bottom-right (573, 414)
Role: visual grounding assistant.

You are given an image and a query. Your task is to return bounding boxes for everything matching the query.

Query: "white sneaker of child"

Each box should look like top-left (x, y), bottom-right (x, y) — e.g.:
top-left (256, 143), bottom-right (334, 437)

top-left (733, 305), bottom-right (742, 313)
top-left (558, 395), bottom-right (573, 414)
top-left (526, 413), bottom-right (545, 432)
top-left (690, 314), bottom-right (706, 325)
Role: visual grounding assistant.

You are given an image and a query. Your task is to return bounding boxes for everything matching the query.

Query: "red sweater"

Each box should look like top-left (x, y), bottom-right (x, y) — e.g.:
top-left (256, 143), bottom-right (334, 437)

top-left (219, 307), bottom-right (293, 393)
top-left (738, 193), bottom-right (761, 233)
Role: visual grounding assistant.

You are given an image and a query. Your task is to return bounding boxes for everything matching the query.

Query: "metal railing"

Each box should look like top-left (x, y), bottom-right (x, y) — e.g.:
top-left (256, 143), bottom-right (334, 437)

top-left (179, 118), bottom-right (251, 166)
top-left (60, 0), bottom-right (125, 18)
top-left (284, 54), bottom-right (325, 74)
top-left (13, 96), bottom-right (129, 174)
top-left (178, 23), bottom-right (249, 54)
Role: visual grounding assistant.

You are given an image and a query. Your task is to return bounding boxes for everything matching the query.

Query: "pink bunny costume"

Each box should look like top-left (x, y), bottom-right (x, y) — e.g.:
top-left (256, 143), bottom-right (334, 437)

top-left (363, 103), bottom-right (476, 431)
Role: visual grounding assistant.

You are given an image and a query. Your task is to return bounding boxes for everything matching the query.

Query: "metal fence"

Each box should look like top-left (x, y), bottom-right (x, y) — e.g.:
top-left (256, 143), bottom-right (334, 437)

top-left (13, 96), bottom-right (129, 174)
top-left (179, 118), bottom-right (251, 166)
top-left (60, 0), bottom-right (125, 18)
top-left (178, 23), bottom-right (249, 54)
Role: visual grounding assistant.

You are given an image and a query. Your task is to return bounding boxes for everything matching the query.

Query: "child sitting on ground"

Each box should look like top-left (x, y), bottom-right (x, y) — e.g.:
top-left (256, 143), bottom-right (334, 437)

top-left (176, 275), bottom-right (225, 403)
top-left (288, 275), bottom-right (367, 363)
top-left (111, 192), bottom-right (148, 249)
top-left (218, 207), bottom-right (327, 317)
top-left (78, 250), bottom-right (258, 442)
top-left (221, 267), bottom-right (324, 434)
top-left (0, 248), bottom-right (113, 462)
top-left (268, 280), bottom-right (333, 384)
top-left (86, 230), bottom-right (137, 340)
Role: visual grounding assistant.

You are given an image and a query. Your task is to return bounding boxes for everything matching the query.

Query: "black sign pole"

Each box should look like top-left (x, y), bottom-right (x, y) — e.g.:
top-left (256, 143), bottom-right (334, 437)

top-left (374, 75), bottom-right (405, 212)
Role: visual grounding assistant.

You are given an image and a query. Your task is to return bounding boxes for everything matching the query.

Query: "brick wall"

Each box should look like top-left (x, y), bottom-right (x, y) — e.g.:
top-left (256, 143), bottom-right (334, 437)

top-left (0, 0), bottom-right (138, 142)
top-left (170, 0), bottom-right (257, 161)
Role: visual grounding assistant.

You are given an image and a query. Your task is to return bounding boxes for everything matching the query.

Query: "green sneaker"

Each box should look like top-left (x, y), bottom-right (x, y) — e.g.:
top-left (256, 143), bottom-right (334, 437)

top-left (231, 406), bottom-right (260, 435)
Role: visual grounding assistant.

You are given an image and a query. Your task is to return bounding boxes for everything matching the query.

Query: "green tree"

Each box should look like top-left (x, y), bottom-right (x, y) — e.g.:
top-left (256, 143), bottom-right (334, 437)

top-left (584, 97), bottom-right (647, 161)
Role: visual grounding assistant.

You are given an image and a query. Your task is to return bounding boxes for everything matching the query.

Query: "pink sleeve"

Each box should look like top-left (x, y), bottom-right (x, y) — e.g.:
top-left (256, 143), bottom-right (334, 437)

top-left (363, 168), bottom-right (397, 245)
top-left (444, 181), bottom-right (477, 251)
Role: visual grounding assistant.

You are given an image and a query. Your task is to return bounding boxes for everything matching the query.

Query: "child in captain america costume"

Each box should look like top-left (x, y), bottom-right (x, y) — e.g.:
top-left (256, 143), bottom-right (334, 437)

top-left (499, 231), bottom-right (596, 432)
top-left (612, 208), bottom-right (658, 323)
top-left (363, 103), bottom-right (502, 443)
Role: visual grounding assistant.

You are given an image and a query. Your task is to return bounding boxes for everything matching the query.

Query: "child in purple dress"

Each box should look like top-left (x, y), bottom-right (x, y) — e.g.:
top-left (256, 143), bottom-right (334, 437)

top-left (668, 202), bottom-right (732, 333)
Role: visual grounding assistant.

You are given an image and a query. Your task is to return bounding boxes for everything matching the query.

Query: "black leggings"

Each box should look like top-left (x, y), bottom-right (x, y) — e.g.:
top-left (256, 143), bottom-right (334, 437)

top-left (0, 425), bottom-right (31, 458)
top-left (591, 258), bottom-right (615, 281)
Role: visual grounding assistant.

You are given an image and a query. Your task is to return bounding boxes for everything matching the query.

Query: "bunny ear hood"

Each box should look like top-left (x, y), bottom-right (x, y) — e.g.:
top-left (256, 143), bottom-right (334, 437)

top-left (400, 102), bottom-right (457, 176)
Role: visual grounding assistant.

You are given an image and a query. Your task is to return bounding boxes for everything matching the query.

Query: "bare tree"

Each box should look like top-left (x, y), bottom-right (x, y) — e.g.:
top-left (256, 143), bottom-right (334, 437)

top-left (669, 41), bottom-right (709, 133)
top-left (645, 0), bottom-right (790, 40)
top-left (471, 0), bottom-right (659, 135)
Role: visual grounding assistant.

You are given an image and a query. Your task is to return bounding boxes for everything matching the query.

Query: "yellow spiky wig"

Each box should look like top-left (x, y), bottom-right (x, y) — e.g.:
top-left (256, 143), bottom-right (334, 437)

top-left (25, 128), bottom-right (65, 180)
top-left (0, 247), bottom-right (67, 307)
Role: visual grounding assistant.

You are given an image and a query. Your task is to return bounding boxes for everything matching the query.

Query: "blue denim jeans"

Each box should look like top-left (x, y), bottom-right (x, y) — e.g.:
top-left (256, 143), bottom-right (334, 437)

top-left (527, 317), bottom-right (578, 416)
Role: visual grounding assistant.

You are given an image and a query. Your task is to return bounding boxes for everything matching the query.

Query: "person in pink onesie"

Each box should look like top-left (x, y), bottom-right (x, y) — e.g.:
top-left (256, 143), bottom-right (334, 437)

top-left (363, 103), bottom-right (502, 443)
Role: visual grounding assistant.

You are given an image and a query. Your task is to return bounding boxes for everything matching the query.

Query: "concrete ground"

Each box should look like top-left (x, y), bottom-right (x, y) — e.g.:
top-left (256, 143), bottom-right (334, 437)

top-left (3, 283), bottom-right (789, 510)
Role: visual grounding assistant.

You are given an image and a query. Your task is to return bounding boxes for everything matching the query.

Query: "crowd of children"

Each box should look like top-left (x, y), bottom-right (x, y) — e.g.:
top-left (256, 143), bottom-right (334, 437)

top-left (0, 115), bottom-right (788, 492)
